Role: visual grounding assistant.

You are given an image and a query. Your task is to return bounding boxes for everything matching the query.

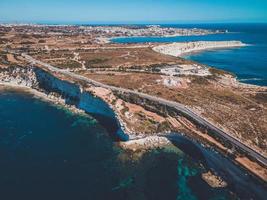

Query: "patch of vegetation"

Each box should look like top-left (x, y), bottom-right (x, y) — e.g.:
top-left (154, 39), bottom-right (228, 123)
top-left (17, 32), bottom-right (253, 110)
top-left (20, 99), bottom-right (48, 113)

top-left (0, 54), bottom-right (9, 65)
top-left (209, 67), bottom-right (233, 76)
top-left (20, 34), bottom-right (31, 39)
top-left (191, 76), bottom-right (210, 85)
top-left (38, 39), bottom-right (46, 43)
top-left (0, 38), bottom-right (8, 44)
top-left (142, 119), bottom-right (157, 132)
top-left (136, 112), bottom-right (146, 119)
top-left (85, 58), bottom-right (109, 65)
top-left (53, 60), bottom-right (82, 69)
top-left (129, 65), bottom-right (143, 70)
top-left (211, 89), bottom-right (245, 105)
top-left (253, 92), bottom-right (267, 104)
top-left (156, 121), bottom-right (171, 132)
top-left (111, 99), bottom-right (117, 105)
top-left (86, 65), bottom-right (112, 69)
top-left (32, 35), bottom-right (47, 39)
top-left (20, 41), bottom-right (35, 45)
top-left (121, 106), bottom-right (129, 115)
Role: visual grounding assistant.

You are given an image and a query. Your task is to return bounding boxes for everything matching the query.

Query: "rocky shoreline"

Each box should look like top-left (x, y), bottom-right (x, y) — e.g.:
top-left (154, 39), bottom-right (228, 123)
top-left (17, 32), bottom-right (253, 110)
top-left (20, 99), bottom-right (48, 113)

top-left (0, 83), bottom-right (88, 116)
top-left (0, 66), bottom-right (129, 139)
top-left (0, 78), bottom-right (172, 146)
top-left (0, 66), bottom-right (171, 145)
top-left (1, 65), bottom-right (267, 196)
top-left (0, 83), bottom-right (239, 190)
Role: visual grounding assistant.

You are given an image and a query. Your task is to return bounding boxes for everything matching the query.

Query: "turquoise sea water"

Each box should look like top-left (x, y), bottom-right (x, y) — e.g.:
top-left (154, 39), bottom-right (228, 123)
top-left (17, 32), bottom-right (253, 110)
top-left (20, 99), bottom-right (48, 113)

top-left (112, 23), bottom-right (267, 86)
top-left (0, 88), bottom-right (266, 200)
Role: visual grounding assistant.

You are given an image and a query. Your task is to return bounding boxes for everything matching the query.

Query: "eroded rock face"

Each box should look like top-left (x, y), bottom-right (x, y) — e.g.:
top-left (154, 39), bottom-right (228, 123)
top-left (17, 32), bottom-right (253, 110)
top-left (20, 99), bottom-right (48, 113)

top-left (201, 171), bottom-right (227, 188)
top-left (119, 136), bottom-right (171, 151)
top-left (0, 65), bottom-right (172, 139)
top-left (34, 68), bottom-right (82, 100)
top-left (0, 66), bottom-right (38, 87)
top-left (0, 65), bottom-right (128, 140)
top-left (0, 66), bottom-right (82, 100)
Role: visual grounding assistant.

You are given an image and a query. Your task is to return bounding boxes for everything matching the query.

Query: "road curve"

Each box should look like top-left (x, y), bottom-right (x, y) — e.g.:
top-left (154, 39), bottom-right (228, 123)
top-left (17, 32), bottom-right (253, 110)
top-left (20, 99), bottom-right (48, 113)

top-left (22, 53), bottom-right (267, 167)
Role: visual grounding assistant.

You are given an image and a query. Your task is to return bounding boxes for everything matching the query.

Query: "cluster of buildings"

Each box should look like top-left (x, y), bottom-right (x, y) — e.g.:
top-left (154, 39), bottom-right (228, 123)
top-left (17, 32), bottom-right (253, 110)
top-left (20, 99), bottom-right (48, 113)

top-left (0, 23), bottom-right (226, 38)
top-left (160, 64), bottom-right (210, 76)
top-left (81, 25), bottom-right (225, 37)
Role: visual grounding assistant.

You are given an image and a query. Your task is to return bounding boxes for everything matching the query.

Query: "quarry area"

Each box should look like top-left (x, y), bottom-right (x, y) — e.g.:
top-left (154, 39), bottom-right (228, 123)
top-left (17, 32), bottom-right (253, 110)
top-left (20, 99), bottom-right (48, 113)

top-left (0, 24), bottom-right (267, 182)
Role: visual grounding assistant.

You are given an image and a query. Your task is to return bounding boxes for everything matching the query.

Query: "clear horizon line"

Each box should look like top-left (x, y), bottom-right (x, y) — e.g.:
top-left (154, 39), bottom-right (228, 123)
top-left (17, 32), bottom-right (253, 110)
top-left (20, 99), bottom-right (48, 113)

top-left (1, 20), bottom-right (267, 25)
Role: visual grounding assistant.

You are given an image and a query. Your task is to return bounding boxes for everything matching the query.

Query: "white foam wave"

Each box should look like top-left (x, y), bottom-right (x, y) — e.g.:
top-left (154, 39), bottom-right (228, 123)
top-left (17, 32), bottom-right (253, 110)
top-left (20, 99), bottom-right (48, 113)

top-left (239, 78), bottom-right (263, 81)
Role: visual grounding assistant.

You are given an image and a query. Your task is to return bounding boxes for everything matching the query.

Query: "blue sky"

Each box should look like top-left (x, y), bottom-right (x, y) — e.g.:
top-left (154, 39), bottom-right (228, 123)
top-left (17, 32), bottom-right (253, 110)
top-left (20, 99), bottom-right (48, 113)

top-left (0, 0), bottom-right (267, 23)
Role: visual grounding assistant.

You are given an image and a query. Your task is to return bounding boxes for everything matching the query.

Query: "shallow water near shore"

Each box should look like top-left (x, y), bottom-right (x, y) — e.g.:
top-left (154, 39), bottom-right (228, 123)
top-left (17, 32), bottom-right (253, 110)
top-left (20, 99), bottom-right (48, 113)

top-left (0, 88), bottom-right (266, 200)
top-left (112, 23), bottom-right (267, 86)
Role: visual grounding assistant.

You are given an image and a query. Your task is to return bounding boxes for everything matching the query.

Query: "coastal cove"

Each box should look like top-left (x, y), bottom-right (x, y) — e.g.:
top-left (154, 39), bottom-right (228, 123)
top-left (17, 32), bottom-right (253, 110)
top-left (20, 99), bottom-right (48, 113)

top-left (1, 86), bottom-right (267, 200)
top-left (112, 23), bottom-right (267, 86)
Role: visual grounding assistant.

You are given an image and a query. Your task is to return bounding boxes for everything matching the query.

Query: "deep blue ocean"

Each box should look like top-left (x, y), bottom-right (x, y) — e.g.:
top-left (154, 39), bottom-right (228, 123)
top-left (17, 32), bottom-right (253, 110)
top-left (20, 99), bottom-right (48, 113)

top-left (1, 88), bottom-right (266, 200)
top-left (112, 23), bottom-right (267, 86)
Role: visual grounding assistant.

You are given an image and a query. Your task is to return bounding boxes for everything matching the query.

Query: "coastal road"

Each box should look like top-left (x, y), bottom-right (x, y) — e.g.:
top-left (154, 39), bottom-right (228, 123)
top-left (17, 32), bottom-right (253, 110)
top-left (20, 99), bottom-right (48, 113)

top-left (22, 53), bottom-right (267, 167)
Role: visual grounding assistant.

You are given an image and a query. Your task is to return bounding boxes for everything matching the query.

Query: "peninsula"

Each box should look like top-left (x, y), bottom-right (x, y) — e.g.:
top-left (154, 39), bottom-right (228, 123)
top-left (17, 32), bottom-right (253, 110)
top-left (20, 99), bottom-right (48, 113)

top-left (152, 41), bottom-right (247, 56)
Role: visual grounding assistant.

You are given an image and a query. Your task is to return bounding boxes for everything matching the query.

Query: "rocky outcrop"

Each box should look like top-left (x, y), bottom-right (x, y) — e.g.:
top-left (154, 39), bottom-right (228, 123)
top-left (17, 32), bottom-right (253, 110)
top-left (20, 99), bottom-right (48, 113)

top-left (201, 171), bottom-right (227, 188)
top-left (0, 65), bottom-right (128, 141)
top-left (34, 68), bottom-right (82, 100)
top-left (119, 136), bottom-right (171, 151)
top-left (0, 66), bottom-right (38, 87)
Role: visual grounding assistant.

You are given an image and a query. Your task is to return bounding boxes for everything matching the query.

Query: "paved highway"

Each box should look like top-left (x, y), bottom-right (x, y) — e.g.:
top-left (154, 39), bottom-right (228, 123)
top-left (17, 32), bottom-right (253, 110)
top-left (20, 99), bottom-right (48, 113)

top-left (22, 53), bottom-right (267, 167)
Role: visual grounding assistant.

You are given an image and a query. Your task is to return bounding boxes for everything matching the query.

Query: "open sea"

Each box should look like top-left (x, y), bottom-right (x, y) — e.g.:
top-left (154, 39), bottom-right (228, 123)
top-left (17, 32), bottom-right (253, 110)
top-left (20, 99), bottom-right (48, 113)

top-left (0, 88), bottom-right (266, 200)
top-left (112, 23), bottom-right (267, 86)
